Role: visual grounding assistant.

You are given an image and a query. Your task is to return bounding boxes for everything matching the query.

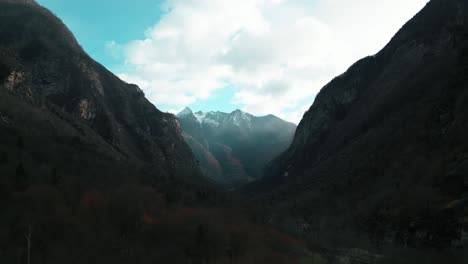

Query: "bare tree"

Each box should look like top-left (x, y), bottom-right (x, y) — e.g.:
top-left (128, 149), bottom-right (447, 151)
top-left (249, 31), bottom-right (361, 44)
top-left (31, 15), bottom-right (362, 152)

top-left (24, 225), bottom-right (31, 264)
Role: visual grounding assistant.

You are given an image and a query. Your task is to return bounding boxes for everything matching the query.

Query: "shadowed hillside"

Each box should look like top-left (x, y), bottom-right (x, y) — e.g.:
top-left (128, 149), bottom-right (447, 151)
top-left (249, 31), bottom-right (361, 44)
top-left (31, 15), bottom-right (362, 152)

top-left (0, 1), bottom-right (311, 263)
top-left (248, 0), bottom-right (468, 262)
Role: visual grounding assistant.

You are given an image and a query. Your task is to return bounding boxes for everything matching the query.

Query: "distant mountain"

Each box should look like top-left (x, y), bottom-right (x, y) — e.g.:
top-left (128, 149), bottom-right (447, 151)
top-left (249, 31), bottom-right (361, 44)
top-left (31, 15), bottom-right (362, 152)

top-left (248, 0), bottom-right (468, 259)
top-left (177, 108), bottom-right (296, 188)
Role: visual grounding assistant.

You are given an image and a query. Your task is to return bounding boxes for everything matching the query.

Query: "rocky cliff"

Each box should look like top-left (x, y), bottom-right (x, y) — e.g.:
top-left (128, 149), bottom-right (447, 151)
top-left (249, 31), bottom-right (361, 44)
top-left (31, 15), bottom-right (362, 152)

top-left (256, 0), bottom-right (468, 259)
top-left (0, 1), bottom-right (202, 183)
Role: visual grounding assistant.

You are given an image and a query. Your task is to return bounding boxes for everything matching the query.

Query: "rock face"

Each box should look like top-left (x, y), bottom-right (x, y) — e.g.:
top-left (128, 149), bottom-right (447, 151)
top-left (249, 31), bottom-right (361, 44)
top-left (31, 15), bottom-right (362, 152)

top-left (0, 0), bottom-right (37, 4)
top-left (177, 108), bottom-right (296, 188)
top-left (0, 1), bottom-right (202, 183)
top-left (256, 0), bottom-right (468, 256)
top-left (0, 2), bottom-right (236, 263)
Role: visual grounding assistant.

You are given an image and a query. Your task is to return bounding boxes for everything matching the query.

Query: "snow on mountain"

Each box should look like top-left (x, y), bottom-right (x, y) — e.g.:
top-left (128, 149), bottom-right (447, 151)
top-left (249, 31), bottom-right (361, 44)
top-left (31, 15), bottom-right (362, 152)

top-left (176, 108), bottom-right (297, 188)
top-left (193, 111), bottom-right (221, 126)
top-left (227, 109), bottom-right (253, 128)
top-left (178, 109), bottom-right (256, 129)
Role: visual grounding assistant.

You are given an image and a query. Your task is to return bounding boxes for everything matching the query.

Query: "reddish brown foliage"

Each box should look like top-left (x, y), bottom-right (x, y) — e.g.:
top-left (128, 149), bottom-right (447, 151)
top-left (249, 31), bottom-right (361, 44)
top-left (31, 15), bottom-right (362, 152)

top-left (142, 212), bottom-right (157, 224)
top-left (81, 191), bottom-right (106, 209)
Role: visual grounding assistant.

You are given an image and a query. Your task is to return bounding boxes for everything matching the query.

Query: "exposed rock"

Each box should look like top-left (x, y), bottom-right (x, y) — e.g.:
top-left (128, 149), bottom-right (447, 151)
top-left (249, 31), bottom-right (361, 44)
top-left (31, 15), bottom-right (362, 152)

top-left (0, 0), bottom-right (37, 4)
top-left (78, 62), bottom-right (104, 96)
top-left (253, 0), bottom-right (468, 256)
top-left (77, 98), bottom-right (96, 121)
top-left (5, 70), bottom-right (25, 90)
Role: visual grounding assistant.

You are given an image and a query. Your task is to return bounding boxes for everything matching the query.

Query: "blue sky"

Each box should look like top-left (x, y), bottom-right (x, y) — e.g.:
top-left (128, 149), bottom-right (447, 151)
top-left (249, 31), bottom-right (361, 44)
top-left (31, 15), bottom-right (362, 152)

top-left (36, 0), bottom-right (428, 123)
top-left (36, 0), bottom-right (165, 72)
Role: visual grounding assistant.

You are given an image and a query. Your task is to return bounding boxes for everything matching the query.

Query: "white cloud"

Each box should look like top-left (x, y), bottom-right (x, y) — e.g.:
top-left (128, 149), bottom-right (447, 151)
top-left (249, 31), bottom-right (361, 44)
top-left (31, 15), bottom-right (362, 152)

top-left (114, 0), bottom-right (429, 123)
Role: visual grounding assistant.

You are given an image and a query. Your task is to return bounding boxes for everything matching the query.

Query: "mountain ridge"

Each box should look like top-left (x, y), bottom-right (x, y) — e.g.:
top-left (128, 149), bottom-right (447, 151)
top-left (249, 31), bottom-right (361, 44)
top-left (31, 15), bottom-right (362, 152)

top-left (248, 0), bottom-right (468, 258)
top-left (177, 108), bottom-right (296, 188)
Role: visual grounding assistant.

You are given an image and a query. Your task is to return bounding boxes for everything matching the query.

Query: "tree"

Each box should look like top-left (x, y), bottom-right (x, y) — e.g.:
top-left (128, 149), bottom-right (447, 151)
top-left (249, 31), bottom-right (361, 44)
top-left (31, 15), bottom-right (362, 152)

top-left (24, 224), bottom-right (32, 264)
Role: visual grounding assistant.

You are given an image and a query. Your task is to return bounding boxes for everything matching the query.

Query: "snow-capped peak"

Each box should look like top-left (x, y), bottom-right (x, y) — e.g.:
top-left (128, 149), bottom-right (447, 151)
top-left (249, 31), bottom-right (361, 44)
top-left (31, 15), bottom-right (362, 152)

top-left (177, 107), bottom-right (193, 117)
top-left (178, 108), bottom-right (256, 128)
top-left (228, 109), bottom-right (252, 127)
top-left (193, 111), bottom-right (222, 126)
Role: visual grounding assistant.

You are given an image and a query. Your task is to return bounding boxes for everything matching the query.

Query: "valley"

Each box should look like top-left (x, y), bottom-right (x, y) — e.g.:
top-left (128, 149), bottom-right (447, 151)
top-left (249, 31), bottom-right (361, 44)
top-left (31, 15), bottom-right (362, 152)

top-left (0, 0), bottom-right (467, 263)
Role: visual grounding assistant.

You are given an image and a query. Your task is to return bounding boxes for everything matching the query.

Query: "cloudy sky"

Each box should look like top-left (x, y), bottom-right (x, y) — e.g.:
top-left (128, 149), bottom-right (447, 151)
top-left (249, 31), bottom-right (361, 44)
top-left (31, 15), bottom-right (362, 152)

top-left (38, 0), bottom-right (429, 123)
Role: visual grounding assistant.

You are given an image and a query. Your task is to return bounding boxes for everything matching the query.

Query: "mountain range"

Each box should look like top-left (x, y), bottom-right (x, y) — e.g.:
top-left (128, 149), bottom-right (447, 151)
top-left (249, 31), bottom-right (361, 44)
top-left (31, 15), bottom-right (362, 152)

top-left (177, 107), bottom-right (296, 188)
top-left (1, 0), bottom-right (468, 263)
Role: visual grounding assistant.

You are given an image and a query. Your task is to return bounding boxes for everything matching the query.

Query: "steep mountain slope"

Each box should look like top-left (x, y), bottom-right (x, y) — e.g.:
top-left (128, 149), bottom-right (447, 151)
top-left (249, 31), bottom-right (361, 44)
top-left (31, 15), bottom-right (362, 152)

top-left (253, 0), bottom-right (468, 261)
top-left (0, 0), bottom-right (202, 181)
top-left (177, 108), bottom-right (296, 188)
top-left (0, 1), bottom-right (312, 263)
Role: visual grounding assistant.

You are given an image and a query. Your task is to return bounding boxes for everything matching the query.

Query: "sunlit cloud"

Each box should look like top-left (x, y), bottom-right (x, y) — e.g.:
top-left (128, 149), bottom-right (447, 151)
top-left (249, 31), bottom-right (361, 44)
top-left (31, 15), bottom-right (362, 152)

top-left (112, 0), bottom-right (429, 123)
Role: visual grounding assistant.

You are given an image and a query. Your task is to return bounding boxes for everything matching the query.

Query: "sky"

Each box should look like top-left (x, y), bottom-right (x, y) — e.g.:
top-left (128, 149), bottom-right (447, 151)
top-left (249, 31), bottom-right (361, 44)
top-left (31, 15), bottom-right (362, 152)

top-left (37, 0), bottom-right (429, 123)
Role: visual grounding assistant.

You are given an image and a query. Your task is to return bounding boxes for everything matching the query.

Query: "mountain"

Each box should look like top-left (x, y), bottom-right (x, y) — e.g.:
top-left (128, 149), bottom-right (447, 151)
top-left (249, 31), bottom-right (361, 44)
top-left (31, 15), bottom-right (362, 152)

top-left (249, 0), bottom-right (468, 261)
top-left (177, 108), bottom-right (296, 188)
top-left (0, 1), bottom-right (312, 263)
top-left (0, 0), bottom-right (203, 182)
